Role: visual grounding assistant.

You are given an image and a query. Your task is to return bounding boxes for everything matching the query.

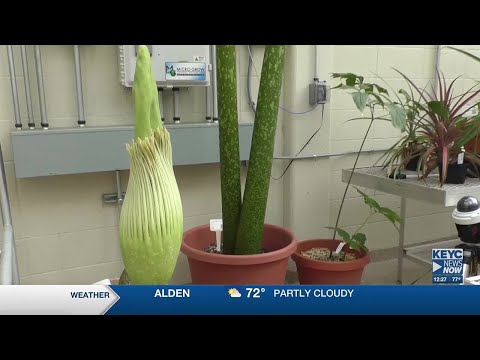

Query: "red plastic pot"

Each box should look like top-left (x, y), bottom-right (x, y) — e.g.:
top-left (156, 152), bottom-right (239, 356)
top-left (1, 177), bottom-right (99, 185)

top-left (291, 239), bottom-right (369, 284)
top-left (181, 224), bottom-right (297, 284)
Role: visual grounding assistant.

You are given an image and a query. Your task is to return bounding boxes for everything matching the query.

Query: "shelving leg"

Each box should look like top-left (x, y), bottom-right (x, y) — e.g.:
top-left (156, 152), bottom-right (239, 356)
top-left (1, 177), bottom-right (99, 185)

top-left (396, 196), bottom-right (407, 284)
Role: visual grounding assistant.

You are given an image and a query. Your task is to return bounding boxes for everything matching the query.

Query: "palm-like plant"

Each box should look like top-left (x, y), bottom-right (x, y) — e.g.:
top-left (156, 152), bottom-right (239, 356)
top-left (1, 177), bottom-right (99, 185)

top-left (395, 69), bottom-right (480, 185)
top-left (332, 68), bottom-right (480, 187)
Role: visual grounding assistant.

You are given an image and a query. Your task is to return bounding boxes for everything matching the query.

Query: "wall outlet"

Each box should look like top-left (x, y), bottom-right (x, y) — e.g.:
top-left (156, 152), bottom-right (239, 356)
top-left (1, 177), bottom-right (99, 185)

top-left (309, 81), bottom-right (329, 105)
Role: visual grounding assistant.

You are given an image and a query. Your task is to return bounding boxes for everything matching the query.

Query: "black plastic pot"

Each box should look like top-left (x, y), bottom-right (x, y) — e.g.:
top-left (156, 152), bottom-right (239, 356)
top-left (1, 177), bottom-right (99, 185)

top-left (438, 163), bottom-right (468, 184)
top-left (405, 155), bottom-right (420, 171)
top-left (466, 161), bottom-right (480, 178)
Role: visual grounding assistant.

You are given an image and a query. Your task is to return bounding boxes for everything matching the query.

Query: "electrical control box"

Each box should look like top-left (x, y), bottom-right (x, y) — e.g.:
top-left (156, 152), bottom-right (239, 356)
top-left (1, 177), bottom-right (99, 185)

top-left (119, 45), bottom-right (211, 88)
top-left (309, 81), bottom-right (329, 105)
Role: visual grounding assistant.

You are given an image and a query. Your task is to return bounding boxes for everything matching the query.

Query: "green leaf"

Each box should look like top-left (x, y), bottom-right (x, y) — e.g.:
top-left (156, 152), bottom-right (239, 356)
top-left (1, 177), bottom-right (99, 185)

top-left (325, 226), bottom-right (351, 242)
top-left (371, 93), bottom-right (384, 107)
top-left (331, 72), bottom-right (362, 87)
top-left (352, 91), bottom-right (369, 112)
top-left (399, 88), bottom-right (411, 102)
top-left (346, 75), bottom-right (356, 87)
top-left (363, 84), bottom-right (373, 93)
top-left (427, 100), bottom-right (449, 120)
top-left (352, 232), bottom-right (367, 245)
top-left (455, 117), bottom-right (480, 147)
top-left (386, 103), bottom-right (407, 131)
top-left (331, 72), bottom-right (356, 79)
top-left (354, 187), bottom-right (381, 211)
top-left (374, 84), bottom-right (388, 95)
top-left (349, 233), bottom-right (368, 252)
top-left (336, 85), bottom-right (358, 91)
top-left (379, 207), bottom-right (402, 226)
top-left (406, 109), bottom-right (415, 121)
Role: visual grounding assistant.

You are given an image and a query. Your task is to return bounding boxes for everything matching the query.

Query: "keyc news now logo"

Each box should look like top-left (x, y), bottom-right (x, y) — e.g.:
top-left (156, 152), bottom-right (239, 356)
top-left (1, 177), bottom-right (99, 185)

top-left (432, 249), bottom-right (463, 284)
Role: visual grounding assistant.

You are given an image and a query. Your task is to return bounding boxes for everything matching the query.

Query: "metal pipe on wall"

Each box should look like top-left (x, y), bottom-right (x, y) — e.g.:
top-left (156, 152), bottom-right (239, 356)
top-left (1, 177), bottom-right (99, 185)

top-left (34, 45), bottom-right (49, 129)
top-left (205, 81), bottom-right (212, 123)
top-left (211, 45), bottom-right (218, 123)
top-left (0, 144), bottom-right (19, 285)
top-left (158, 88), bottom-right (165, 123)
top-left (115, 170), bottom-right (123, 205)
top-left (205, 45), bottom-right (214, 122)
top-left (7, 46), bottom-right (22, 130)
top-left (247, 45), bottom-right (257, 114)
top-left (20, 46), bottom-right (35, 129)
top-left (73, 45), bottom-right (86, 127)
top-left (173, 88), bottom-right (180, 124)
top-left (433, 45), bottom-right (442, 97)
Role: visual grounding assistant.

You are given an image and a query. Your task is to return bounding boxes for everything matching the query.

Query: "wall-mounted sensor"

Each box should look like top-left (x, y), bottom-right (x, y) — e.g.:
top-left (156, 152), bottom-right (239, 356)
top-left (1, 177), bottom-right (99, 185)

top-left (309, 79), bottom-right (329, 105)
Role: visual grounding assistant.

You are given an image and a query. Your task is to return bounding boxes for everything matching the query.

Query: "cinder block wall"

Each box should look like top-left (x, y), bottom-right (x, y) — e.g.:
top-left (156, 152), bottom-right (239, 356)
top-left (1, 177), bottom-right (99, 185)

top-left (0, 45), bottom-right (476, 284)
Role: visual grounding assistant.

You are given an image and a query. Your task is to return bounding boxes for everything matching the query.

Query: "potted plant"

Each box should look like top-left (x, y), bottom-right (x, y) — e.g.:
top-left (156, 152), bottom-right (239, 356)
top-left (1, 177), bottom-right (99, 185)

top-left (394, 69), bottom-right (480, 185)
top-left (440, 47), bottom-right (480, 178)
top-left (291, 73), bottom-right (402, 284)
top-left (116, 45), bottom-right (184, 285)
top-left (374, 86), bottom-right (427, 174)
top-left (332, 69), bottom-right (480, 185)
top-left (292, 187), bottom-right (401, 284)
top-left (181, 45), bottom-right (297, 284)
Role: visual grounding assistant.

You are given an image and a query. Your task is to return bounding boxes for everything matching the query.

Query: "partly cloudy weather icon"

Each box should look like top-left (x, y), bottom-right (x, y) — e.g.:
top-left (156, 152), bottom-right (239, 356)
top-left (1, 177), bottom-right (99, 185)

top-left (228, 288), bottom-right (242, 298)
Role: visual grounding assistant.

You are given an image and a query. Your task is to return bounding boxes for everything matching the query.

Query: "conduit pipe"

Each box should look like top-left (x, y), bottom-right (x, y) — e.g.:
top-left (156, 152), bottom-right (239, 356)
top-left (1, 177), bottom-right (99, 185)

top-left (158, 88), bottom-right (165, 123)
top-left (34, 45), bottom-right (48, 129)
top-left (20, 46), bottom-right (35, 129)
top-left (206, 67), bottom-right (212, 123)
top-left (433, 45), bottom-right (442, 97)
top-left (211, 45), bottom-right (218, 123)
top-left (0, 144), bottom-right (19, 285)
top-left (173, 88), bottom-right (180, 123)
top-left (73, 45), bottom-right (86, 127)
top-left (7, 46), bottom-right (22, 130)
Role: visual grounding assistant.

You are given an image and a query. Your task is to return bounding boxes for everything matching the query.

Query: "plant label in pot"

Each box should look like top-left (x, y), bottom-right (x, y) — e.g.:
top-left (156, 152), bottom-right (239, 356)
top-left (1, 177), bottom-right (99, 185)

top-left (210, 219), bottom-right (223, 252)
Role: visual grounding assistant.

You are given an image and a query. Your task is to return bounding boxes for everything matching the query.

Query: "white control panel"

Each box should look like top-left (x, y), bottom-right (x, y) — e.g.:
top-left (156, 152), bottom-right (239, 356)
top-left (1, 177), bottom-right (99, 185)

top-left (119, 45), bottom-right (211, 88)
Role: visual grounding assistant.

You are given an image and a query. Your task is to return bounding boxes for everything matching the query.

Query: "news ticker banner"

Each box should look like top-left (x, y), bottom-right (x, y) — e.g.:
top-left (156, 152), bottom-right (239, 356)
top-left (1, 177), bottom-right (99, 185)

top-left (0, 285), bottom-right (479, 315)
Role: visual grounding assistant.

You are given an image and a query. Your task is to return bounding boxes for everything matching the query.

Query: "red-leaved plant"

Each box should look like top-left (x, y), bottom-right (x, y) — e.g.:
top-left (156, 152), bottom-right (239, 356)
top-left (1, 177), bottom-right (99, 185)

top-left (396, 68), bottom-right (480, 185)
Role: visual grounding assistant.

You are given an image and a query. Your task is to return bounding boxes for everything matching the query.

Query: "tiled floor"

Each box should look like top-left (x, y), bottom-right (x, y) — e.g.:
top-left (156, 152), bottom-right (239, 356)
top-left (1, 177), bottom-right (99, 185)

top-left (362, 258), bottom-right (432, 285)
top-left (361, 238), bottom-right (462, 285)
top-left (286, 252), bottom-right (435, 285)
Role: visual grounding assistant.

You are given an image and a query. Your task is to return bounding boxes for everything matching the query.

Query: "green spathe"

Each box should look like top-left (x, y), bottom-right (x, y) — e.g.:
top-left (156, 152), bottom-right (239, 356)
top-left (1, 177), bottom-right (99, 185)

top-left (119, 45), bottom-right (183, 284)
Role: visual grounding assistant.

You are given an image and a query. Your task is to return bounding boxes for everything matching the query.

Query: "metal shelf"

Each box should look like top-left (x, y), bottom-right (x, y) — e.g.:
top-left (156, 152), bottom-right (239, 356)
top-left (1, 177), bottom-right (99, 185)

top-left (341, 166), bottom-right (480, 284)
top-left (342, 166), bottom-right (480, 207)
top-left (404, 237), bottom-right (461, 266)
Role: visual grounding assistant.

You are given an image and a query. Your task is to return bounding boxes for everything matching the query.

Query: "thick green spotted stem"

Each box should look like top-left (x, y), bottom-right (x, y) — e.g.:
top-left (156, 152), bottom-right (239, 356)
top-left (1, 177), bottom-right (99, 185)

top-left (235, 45), bottom-right (286, 255)
top-left (216, 45), bottom-right (242, 254)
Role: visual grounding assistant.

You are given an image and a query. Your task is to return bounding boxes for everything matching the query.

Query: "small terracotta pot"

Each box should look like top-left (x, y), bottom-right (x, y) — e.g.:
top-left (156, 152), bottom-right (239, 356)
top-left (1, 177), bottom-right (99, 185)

top-left (291, 239), bottom-right (369, 284)
top-left (181, 224), bottom-right (297, 284)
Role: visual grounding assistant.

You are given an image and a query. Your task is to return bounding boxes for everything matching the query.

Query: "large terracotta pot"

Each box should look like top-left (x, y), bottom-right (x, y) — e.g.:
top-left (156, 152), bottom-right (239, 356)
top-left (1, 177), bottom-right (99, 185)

top-left (291, 239), bottom-right (369, 284)
top-left (181, 224), bottom-right (297, 284)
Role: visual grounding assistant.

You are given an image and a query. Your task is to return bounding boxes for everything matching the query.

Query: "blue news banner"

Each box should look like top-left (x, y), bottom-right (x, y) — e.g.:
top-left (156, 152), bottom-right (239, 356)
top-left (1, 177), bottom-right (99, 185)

top-left (104, 285), bottom-right (480, 315)
top-left (0, 285), bottom-right (477, 315)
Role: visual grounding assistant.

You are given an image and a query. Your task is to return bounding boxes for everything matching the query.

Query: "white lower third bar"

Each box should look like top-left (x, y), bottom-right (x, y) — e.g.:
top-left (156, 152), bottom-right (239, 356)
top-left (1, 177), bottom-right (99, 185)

top-left (0, 285), bottom-right (120, 315)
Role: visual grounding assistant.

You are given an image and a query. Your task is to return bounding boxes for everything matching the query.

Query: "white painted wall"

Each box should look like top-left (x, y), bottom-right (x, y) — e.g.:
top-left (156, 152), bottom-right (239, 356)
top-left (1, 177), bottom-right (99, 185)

top-left (0, 45), bottom-right (478, 284)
